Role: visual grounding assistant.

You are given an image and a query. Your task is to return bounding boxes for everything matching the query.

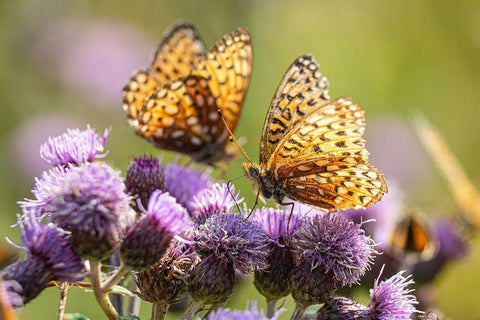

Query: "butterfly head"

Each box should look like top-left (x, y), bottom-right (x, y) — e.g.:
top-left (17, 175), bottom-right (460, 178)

top-left (243, 162), bottom-right (282, 201)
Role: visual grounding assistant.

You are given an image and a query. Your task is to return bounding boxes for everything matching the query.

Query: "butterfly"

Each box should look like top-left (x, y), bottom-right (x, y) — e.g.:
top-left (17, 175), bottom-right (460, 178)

top-left (122, 21), bottom-right (253, 164)
top-left (389, 213), bottom-right (436, 259)
top-left (243, 54), bottom-right (387, 211)
top-left (414, 115), bottom-right (480, 232)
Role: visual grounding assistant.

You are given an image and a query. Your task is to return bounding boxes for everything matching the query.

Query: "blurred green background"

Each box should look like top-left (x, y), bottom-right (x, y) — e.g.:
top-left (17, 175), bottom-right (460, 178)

top-left (1, 0), bottom-right (480, 319)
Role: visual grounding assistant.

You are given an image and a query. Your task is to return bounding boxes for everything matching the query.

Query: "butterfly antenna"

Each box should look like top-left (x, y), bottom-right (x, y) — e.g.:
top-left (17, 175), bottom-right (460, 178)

top-left (218, 109), bottom-right (253, 163)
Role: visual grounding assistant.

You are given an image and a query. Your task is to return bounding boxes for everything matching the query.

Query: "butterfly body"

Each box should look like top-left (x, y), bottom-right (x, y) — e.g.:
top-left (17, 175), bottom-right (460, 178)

top-left (243, 55), bottom-right (387, 212)
top-left (122, 22), bottom-right (252, 165)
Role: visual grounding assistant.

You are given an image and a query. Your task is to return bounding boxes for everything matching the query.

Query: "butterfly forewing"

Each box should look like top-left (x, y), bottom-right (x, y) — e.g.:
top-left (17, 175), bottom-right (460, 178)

top-left (193, 28), bottom-right (253, 133)
top-left (151, 22), bottom-right (207, 84)
top-left (260, 55), bottom-right (330, 164)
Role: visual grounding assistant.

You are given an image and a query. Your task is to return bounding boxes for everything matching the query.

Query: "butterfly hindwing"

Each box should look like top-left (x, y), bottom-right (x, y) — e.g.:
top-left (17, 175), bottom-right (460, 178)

top-left (136, 75), bottom-right (224, 158)
top-left (122, 69), bottom-right (159, 124)
top-left (283, 159), bottom-right (386, 210)
top-left (260, 55), bottom-right (330, 164)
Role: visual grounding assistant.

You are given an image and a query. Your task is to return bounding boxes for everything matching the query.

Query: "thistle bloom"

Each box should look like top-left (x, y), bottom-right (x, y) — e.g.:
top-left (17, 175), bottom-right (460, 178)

top-left (22, 162), bottom-right (134, 259)
top-left (164, 163), bottom-right (211, 213)
top-left (368, 269), bottom-right (419, 320)
top-left (188, 213), bottom-right (270, 309)
top-left (207, 302), bottom-right (282, 320)
top-left (2, 220), bottom-right (84, 305)
top-left (0, 278), bottom-right (23, 310)
top-left (135, 241), bottom-right (199, 305)
top-left (39, 125), bottom-right (109, 167)
top-left (190, 183), bottom-right (242, 224)
top-left (253, 207), bottom-right (303, 302)
top-left (289, 213), bottom-right (376, 313)
top-left (433, 217), bottom-right (468, 260)
top-left (120, 191), bottom-right (191, 269)
top-left (125, 154), bottom-right (165, 209)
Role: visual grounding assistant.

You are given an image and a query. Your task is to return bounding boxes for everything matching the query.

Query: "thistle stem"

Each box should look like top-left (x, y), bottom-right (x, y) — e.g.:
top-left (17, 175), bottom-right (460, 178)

top-left (57, 282), bottom-right (70, 320)
top-left (290, 303), bottom-right (307, 320)
top-left (103, 263), bottom-right (130, 291)
top-left (127, 277), bottom-right (141, 316)
top-left (89, 259), bottom-right (119, 320)
top-left (179, 300), bottom-right (204, 320)
top-left (266, 298), bottom-right (278, 318)
top-left (151, 303), bottom-right (167, 320)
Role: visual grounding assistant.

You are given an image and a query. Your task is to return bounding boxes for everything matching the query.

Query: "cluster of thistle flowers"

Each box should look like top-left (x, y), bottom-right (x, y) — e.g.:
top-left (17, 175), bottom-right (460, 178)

top-left (0, 126), bottom-right (420, 320)
top-left (342, 185), bottom-right (470, 311)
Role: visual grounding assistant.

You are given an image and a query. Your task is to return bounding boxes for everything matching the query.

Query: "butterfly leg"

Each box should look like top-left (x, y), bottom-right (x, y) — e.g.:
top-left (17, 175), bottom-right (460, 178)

top-left (278, 201), bottom-right (296, 240)
top-left (244, 189), bottom-right (261, 221)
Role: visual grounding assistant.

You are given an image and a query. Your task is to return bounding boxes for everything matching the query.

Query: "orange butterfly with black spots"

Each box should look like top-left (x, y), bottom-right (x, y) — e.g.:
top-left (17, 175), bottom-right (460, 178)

top-left (243, 54), bottom-right (387, 211)
top-left (122, 21), bottom-right (252, 164)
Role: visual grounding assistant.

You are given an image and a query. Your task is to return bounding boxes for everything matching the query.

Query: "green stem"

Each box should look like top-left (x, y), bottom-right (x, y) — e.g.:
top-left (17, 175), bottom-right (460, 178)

top-left (151, 303), bottom-right (167, 320)
top-left (89, 260), bottom-right (119, 320)
top-left (103, 263), bottom-right (130, 291)
top-left (179, 300), bottom-right (204, 320)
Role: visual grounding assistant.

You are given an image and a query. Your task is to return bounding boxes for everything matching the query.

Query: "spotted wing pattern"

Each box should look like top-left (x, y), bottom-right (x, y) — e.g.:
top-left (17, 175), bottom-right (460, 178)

top-left (193, 28), bottom-right (252, 134)
top-left (270, 98), bottom-right (387, 211)
top-left (136, 75), bottom-right (222, 156)
top-left (123, 24), bottom-right (252, 163)
top-left (260, 55), bottom-right (330, 164)
top-left (122, 21), bottom-right (206, 126)
top-left (150, 22), bottom-right (207, 84)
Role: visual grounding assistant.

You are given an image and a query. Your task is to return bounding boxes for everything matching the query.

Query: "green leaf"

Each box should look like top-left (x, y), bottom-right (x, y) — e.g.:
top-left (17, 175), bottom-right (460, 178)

top-left (63, 313), bottom-right (91, 320)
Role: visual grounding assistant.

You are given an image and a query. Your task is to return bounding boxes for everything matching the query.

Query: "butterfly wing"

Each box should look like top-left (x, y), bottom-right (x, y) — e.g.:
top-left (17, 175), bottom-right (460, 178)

top-left (270, 98), bottom-right (387, 211)
top-left (135, 75), bottom-right (225, 159)
top-left (259, 55), bottom-right (330, 164)
top-left (122, 21), bottom-right (207, 128)
top-left (193, 28), bottom-right (253, 133)
top-left (150, 21), bottom-right (207, 84)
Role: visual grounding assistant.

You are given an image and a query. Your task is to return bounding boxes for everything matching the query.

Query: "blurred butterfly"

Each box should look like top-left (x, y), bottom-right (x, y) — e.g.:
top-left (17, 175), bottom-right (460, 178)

top-left (122, 21), bottom-right (252, 164)
top-left (414, 115), bottom-right (480, 232)
top-left (242, 54), bottom-right (387, 211)
top-left (389, 212), bottom-right (437, 260)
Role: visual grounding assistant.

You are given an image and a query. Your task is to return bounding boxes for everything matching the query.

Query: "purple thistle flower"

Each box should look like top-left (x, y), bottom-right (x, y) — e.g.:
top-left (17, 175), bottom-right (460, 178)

top-left (164, 163), bottom-right (211, 213)
top-left (191, 183), bottom-right (242, 224)
top-left (19, 219), bottom-right (84, 281)
top-left (188, 213), bottom-right (270, 307)
top-left (21, 162), bottom-right (135, 259)
top-left (2, 220), bottom-right (84, 305)
top-left (291, 213), bottom-right (376, 287)
top-left (39, 125), bottom-right (109, 167)
top-left (135, 240), bottom-right (199, 305)
top-left (317, 297), bottom-right (370, 320)
top-left (194, 212), bottom-right (270, 274)
top-left (368, 269), bottom-right (419, 320)
top-left (125, 154), bottom-right (165, 209)
top-left (0, 278), bottom-right (23, 309)
top-left (207, 302), bottom-right (282, 320)
top-left (120, 191), bottom-right (191, 269)
top-left (253, 207), bottom-right (304, 300)
top-left (188, 255), bottom-right (235, 305)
